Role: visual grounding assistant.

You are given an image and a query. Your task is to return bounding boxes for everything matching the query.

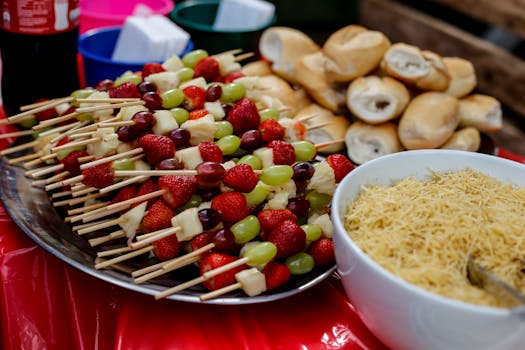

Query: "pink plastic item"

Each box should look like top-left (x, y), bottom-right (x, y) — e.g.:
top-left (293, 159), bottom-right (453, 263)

top-left (79, 0), bottom-right (175, 33)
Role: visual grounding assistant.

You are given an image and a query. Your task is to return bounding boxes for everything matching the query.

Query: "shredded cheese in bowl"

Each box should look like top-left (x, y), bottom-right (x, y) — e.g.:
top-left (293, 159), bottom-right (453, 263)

top-left (344, 168), bottom-right (525, 308)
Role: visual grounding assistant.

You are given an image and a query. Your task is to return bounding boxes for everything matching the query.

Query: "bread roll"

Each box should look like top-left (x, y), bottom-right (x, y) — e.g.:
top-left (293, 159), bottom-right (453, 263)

top-left (380, 43), bottom-right (430, 83)
top-left (295, 51), bottom-right (345, 112)
top-left (323, 25), bottom-right (391, 82)
top-left (346, 75), bottom-right (410, 124)
top-left (440, 127), bottom-right (481, 152)
top-left (457, 94), bottom-right (502, 132)
top-left (294, 103), bottom-right (350, 153)
top-left (344, 121), bottom-right (402, 164)
top-left (398, 92), bottom-right (459, 149)
top-left (241, 60), bottom-right (273, 76)
top-left (415, 50), bottom-right (450, 91)
top-left (259, 26), bottom-right (319, 84)
top-left (257, 75), bottom-right (300, 115)
top-left (442, 57), bottom-right (477, 98)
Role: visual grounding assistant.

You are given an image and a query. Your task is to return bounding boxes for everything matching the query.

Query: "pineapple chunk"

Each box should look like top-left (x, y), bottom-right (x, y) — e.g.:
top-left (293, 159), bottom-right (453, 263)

top-left (204, 101), bottom-right (226, 120)
top-left (179, 77), bottom-right (207, 90)
top-left (308, 213), bottom-right (334, 238)
top-left (306, 161), bottom-right (336, 195)
top-left (235, 268), bottom-right (266, 297)
top-left (119, 202), bottom-right (147, 240)
top-left (146, 71), bottom-right (180, 92)
top-left (172, 207), bottom-right (203, 242)
top-left (181, 114), bottom-right (215, 145)
top-left (253, 147), bottom-right (274, 168)
top-left (117, 105), bottom-right (148, 121)
top-left (152, 110), bottom-right (179, 135)
top-left (175, 146), bottom-right (203, 169)
top-left (87, 127), bottom-right (119, 158)
top-left (162, 54), bottom-right (184, 72)
top-left (216, 54), bottom-right (242, 76)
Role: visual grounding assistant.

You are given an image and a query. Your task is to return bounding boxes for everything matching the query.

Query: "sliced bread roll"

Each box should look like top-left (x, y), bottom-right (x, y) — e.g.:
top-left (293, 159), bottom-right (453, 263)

top-left (442, 57), bottom-right (477, 98)
top-left (346, 75), bottom-right (410, 124)
top-left (259, 26), bottom-right (319, 84)
top-left (440, 127), bottom-right (481, 152)
top-left (323, 25), bottom-right (391, 82)
top-left (457, 94), bottom-right (502, 132)
top-left (380, 43), bottom-right (431, 83)
top-left (344, 121), bottom-right (402, 164)
top-left (398, 92), bottom-right (459, 149)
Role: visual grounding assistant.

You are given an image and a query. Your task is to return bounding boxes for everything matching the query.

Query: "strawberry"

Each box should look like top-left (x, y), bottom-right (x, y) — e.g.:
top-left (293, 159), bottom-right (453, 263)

top-left (189, 108), bottom-right (209, 120)
top-left (81, 162), bottom-right (114, 189)
top-left (158, 175), bottom-right (197, 209)
top-left (142, 199), bottom-right (175, 233)
top-left (108, 81), bottom-right (140, 98)
top-left (134, 178), bottom-right (158, 208)
top-left (262, 261), bottom-right (291, 290)
top-left (198, 141), bottom-right (223, 163)
top-left (211, 191), bottom-right (249, 224)
top-left (257, 209), bottom-right (297, 235)
top-left (326, 154), bottom-right (355, 182)
top-left (33, 98), bottom-right (58, 121)
top-left (268, 140), bottom-right (295, 165)
top-left (189, 231), bottom-right (215, 252)
top-left (182, 85), bottom-right (206, 110)
top-left (200, 252), bottom-right (246, 291)
top-left (193, 56), bottom-right (220, 82)
top-left (153, 234), bottom-right (184, 261)
top-left (226, 97), bottom-right (261, 134)
top-left (223, 164), bottom-right (258, 193)
top-left (55, 136), bottom-right (72, 147)
top-left (137, 134), bottom-right (175, 165)
top-left (110, 185), bottom-right (138, 205)
top-left (222, 71), bottom-right (245, 83)
top-left (267, 220), bottom-right (307, 258)
top-left (307, 237), bottom-right (335, 266)
top-left (141, 62), bottom-right (165, 79)
top-left (258, 118), bottom-right (285, 143)
top-left (60, 149), bottom-right (89, 176)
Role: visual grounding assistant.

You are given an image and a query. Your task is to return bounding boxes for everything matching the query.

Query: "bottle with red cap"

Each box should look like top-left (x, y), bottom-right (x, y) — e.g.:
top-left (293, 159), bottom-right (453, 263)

top-left (0, 0), bottom-right (81, 118)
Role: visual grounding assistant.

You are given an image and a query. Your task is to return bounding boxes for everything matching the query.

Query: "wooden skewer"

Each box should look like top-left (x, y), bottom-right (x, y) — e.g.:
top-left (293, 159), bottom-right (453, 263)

top-left (162, 243), bottom-right (215, 271)
top-left (105, 189), bottom-right (165, 211)
top-left (114, 169), bottom-right (198, 177)
top-left (97, 245), bottom-right (134, 257)
top-left (75, 97), bottom-right (141, 104)
top-left (88, 230), bottom-right (125, 247)
top-left (234, 52), bottom-right (254, 62)
top-left (96, 120), bottom-right (134, 128)
top-left (129, 226), bottom-right (181, 250)
top-left (98, 175), bottom-right (148, 194)
top-left (45, 174), bottom-right (83, 191)
top-left (80, 147), bottom-right (143, 170)
top-left (75, 100), bottom-right (145, 114)
top-left (48, 120), bottom-right (92, 144)
top-left (295, 114), bottom-right (317, 123)
top-left (8, 150), bottom-right (44, 165)
top-left (28, 163), bottom-right (64, 178)
top-left (37, 120), bottom-right (85, 138)
top-left (72, 217), bottom-right (116, 232)
top-left (19, 96), bottom-right (71, 111)
top-left (306, 122), bottom-right (331, 131)
top-left (134, 255), bottom-right (201, 284)
top-left (0, 129), bottom-right (34, 139)
top-left (7, 96), bottom-right (74, 123)
top-left (51, 137), bottom-right (100, 152)
top-left (67, 201), bottom-right (108, 215)
top-left (54, 192), bottom-right (105, 207)
top-left (33, 111), bottom-right (79, 130)
top-left (76, 216), bottom-right (125, 235)
top-left (66, 205), bottom-right (122, 224)
top-left (155, 257), bottom-right (248, 300)
top-left (213, 48), bottom-right (243, 57)
top-left (200, 282), bottom-right (241, 301)
top-left (315, 139), bottom-right (345, 150)
top-left (0, 140), bottom-right (38, 156)
top-left (95, 246), bottom-right (154, 270)
top-left (51, 189), bottom-right (74, 199)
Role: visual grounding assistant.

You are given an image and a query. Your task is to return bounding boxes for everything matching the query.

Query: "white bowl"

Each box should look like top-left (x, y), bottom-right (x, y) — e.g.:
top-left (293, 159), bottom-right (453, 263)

top-left (331, 150), bottom-right (525, 350)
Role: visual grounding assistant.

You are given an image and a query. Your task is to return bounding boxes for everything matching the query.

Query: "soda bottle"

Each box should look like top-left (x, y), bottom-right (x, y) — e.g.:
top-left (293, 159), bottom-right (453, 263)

top-left (0, 0), bottom-right (81, 117)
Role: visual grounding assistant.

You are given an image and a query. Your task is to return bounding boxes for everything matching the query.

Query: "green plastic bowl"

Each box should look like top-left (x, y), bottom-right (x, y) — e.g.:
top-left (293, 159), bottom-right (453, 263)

top-left (170, 0), bottom-right (276, 55)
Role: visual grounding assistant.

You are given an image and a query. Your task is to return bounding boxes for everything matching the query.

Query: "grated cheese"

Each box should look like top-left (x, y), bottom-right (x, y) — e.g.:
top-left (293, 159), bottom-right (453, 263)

top-left (344, 168), bottom-right (525, 308)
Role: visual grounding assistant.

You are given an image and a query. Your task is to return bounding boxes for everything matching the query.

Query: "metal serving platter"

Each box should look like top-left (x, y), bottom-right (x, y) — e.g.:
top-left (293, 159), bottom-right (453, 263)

top-left (0, 154), bottom-right (335, 305)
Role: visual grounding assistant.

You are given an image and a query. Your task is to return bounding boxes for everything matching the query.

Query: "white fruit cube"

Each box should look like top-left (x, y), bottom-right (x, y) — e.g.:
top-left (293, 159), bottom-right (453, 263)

top-left (204, 101), bottom-right (225, 120)
top-left (235, 268), bottom-right (266, 297)
top-left (179, 77), bottom-right (207, 90)
top-left (162, 55), bottom-right (184, 72)
top-left (117, 105), bottom-right (148, 121)
top-left (172, 207), bottom-right (203, 242)
top-left (175, 146), bottom-right (203, 170)
top-left (146, 71), bottom-right (180, 92)
top-left (120, 202), bottom-right (148, 240)
top-left (152, 110), bottom-right (179, 135)
top-left (306, 161), bottom-right (336, 195)
top-left (181, 115), bottom-right (216, 145)
top-left (253, 147), bottom-right (274, 168)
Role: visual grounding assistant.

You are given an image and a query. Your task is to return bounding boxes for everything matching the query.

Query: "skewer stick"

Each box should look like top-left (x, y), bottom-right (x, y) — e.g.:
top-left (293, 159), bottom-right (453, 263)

top-left (54, 192), bottom-right (104, 207)
top-left (66, 204), bottom-right (119, 223)
top-left (19, 96), bottom-right (73, 111)
top-left (105, 189), bottom-right (165, 211)
top-left (162, 243), bottom-right (215, 271)
top-left (38, 120), bottom-right (84, 137)
top-left (75, 97), bottom-right (141, 103)
top-left (129, 226), bottom-right (181, 250)
top-left (98, 175), bottom-right (148, 194)
top-left (315, 139), bottom-right (345, 150)
top-left (114, 170), bottom-right (197, 177)
top-left (8, 151), bottom-right (44, 165)
top-left (45, 174), bottom-right (83, 191)
top-left (213, 48), bottom-right (243, 57)
top-left (76, 216), bottom-right (125, 235)
top-left (88, 230), bottom-right (125, 247)
top-left (295, 114), bottom-right (317, 123)
top-left (95, 246), bottom-right (154, 270)
top-left (96, 120), bottom-right (134, 128)
top-left (72, 217), bottom-right (116, 231)
top-left (134, 255), bottom-right (201, 284)
top-left (75, 100), bottom-right (145, 114)
top-left (28, 163), bottom-right (64, 178)
top-left (306, 122), bottom-right (331, 131)
top-left (234, 52), bottom-right (254, 62)
top-left (51, 137), bottom-right (100, 152)
top-left (97, 245), bottom-right (134, 257)
top-left (80, 148), bottom-right (143, 170)
top-left (200, 283), bottom-right (241, 301)
top-left (67, 201), bottom-right (108, 215)
top-left (155, 257), bottom-right (248, 300)
top-left (7, 96), bottom-right (74, 123)
top-left (33, 111), bottom-right (79, 130)
top-left (0, 140), bottom-right (38, 156)
top-left (48, 120), bottom-right (92, 144)
top-left (0, 129), bottom-right (35, 139)
top-left (71, 186), bottom-right (96, 197)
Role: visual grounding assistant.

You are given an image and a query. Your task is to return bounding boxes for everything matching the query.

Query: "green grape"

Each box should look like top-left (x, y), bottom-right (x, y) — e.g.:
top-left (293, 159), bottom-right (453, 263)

top-left (170, 107), bottom-right (190, 125)
top-left (178, 194), bottom-right (203, 211)
top-left (176, 67), bottom-right (194, 82)
top-left (220, 83), bottom-right (245, 103)
top-left (285, 252), bottom-right (315, 275)
top-left (216, 135), bottom-right (241, 155)
top-left (75, 113), bottom-right (93, 122)
top-left (19, 117), bottom-right (37, 129)
top-left (259, 108), bottom-right (280, 121)
top-left (238, 154), bottom-right (262, 170)
top-left (114, 72), bottom-right (141, 86)
top-left (301, 224), bottom-right (323, 242)
top-left (306, 190), bottom-right (332, 210)
top-left (231, 215), bottom-right (261, 245)
top-left (292, 141), bottom-right (317, 162)
top-left (260, 165), bottom-right (294, 186)
top-left (243, 181), bottom-right (269, 206)
top-left (70, 89), bottom-right (94, 107)
top-left (112, 158), bottom-right (135, 171)
top-left (214, 121), bottom-right (233, 139)
top-left (56, 145), bottom-right (87, 160)
top-left (182, 49), bottom-right (208, 68)
top-left (242, 242), bottom-right (277, 266)
top-left (161, 88), bottom-right (184, 109)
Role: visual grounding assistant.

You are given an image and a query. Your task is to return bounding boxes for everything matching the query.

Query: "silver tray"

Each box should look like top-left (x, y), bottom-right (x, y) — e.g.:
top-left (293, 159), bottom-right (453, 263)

top-left (0, 154), bottom-right (335, 304)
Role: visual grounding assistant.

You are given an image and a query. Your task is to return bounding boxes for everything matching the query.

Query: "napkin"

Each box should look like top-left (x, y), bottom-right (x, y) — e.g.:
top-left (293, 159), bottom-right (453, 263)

top-left (213, 0), bottom-right (275, 31)
top-left (112, 15), bottom-right (190, 63)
